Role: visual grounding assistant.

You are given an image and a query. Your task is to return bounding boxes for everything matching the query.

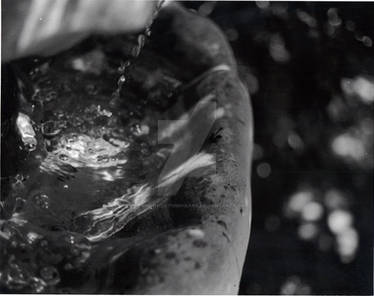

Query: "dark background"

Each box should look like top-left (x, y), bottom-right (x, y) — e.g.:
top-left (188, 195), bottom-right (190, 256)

top-left (183, 2), bottom-right (373, 295)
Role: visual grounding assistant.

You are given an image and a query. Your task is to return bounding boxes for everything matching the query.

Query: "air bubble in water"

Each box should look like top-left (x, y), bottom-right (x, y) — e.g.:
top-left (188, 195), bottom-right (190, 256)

top-left (41, 121), bottom-right (61, 137)
top-left (25, 142), bottom-right (37, 152)
top-left (5, 257), bottom-right (30, 290)
top-left (30, 278), bottom-right (46, 293)
top-left (86, 84), bottom-right (98, 95)
top-left (45, 91), bottom-right (57, 102)
top-left (40, 266), bottom-right (60, 286)
top-left (97, 155), bottom-right (109, 163)
top-left (32, 193), bottom-right (49, 209)
top-left (59, 154), bottom-right (68, 161)
top-left (66, 134), bottom-right (78, 144)
top-left (13, 174), bottom-right (26, 188)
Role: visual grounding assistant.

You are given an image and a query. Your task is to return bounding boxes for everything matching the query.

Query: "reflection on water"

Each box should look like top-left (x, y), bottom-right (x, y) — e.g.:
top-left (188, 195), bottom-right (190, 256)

top-left (0, 216), bottom-right (92, 292)
top-left (76, 152), bottom-right (215, 242)
top-left (40, 133), bottom-right (129, 179)
top-left (16, 113), bottom-right (37, 152)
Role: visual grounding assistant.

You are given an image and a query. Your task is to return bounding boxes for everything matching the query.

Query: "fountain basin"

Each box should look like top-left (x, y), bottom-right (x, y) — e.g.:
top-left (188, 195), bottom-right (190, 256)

top-left (1, 4), bottom-right (253, 294)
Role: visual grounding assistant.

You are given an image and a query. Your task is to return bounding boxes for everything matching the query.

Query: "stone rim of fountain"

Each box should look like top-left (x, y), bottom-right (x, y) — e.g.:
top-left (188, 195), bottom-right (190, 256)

top-left (97, 4), bottom-right (253, 294)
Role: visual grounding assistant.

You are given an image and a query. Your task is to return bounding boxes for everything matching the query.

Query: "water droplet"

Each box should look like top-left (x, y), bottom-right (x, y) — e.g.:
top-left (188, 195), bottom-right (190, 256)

top-left (145, 27), bottom-right (151, 37)
top-left (25, 142), bottom-right (37, 152)
top-left (137, 34), bottom-right (146, 49)
top-left (118, 75), bottom-right (126, 85)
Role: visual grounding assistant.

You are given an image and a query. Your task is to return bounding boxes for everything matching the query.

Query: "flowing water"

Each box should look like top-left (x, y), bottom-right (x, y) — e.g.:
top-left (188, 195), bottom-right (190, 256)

top-left (0, 2), bottom-right (224, 291)
top-left (1, 48), bottom-right (180, 293)
top-left (0, 2), bottom-right (189, 292)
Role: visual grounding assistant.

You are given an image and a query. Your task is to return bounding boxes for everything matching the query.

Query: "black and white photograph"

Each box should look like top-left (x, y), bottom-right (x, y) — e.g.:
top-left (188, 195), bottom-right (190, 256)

top-left (0, 0), bottom-right (373, 294)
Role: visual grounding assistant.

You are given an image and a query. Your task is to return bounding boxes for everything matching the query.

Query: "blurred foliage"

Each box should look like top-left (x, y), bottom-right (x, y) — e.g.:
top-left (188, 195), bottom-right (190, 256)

top-left (184, 2), bottom-right (373, 295)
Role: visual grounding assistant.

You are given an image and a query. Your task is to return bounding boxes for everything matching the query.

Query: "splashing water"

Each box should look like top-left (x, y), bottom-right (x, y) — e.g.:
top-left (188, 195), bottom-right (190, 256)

top-left (0, 1), bottom-right (226, 292)
top-left (16, 113), bottom-right (37, 151)
top-left (1, 17), bottom-right (175, 294)
top-left (75, 152), bottom-right (215, 242)
top-left (110, 0), bottom-right (165, 105)
top-left (111, 60), bottom-right (130, 103)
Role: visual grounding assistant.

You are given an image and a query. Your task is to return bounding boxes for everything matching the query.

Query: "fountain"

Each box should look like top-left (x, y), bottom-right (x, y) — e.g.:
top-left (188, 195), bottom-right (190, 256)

top-left (1, 3), bottom-right (253, 294)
